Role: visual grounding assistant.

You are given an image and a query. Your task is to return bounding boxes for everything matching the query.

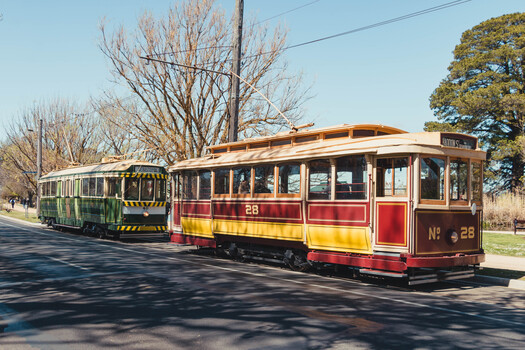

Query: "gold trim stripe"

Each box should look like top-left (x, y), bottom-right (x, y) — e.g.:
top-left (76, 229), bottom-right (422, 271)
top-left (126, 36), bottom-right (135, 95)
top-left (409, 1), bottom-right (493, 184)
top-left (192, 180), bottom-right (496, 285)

top-left (117, 225), bottom-right (167, 232)
top-left (120, 173), bottom-right (168, 179)
top-left (123, 201), bottom-right (166, 207)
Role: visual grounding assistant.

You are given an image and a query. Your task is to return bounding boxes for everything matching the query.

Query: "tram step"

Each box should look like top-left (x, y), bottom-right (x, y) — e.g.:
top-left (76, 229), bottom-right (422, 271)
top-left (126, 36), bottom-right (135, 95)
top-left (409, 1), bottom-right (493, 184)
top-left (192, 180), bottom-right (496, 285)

top-left (359, 269), bottom-right (407, 278)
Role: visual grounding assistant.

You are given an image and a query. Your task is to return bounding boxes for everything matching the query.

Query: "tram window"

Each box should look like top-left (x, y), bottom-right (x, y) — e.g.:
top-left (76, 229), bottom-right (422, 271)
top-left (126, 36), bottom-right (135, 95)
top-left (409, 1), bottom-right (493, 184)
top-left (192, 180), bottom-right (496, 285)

top-left (214, 168), bottom-right (230, 195)
top-left (450, 159), bottom-right (468, 202)
top-left (124, 178), bottom-right (140, 200)
top-left (278, 163), bottom-right (300, 195)
top-left (82, 178), bottom-right (89, 196)
top-left (377, 158), bottom-right (408, 197)
top-left (309, 160), bottom-right (331, 200)
top-left (182, 171), bottom-right (198, 200)
top-left (141, 178), bottom-right (155, 201)
top-left (95, 178), bottom-right (104, 197)
top-left (87, 178), bottom-right (96, 196)
top-left (353, 129), bottom-right (375, 138)
top-left (107, 178), bottom-right (121, 198)
top-left (172, 173), bottom-right (181, 199)
top-left (471, 161), bottom-right (482, 202)
top-left (156, 179), bottom-right (166, 201)
top-left (233, 167), bottom-right (251, 195)
top-left (336, 155), bottom-right (367, 200)
top-left (51, 181), bottom-right (57, 196)
top-left (198, 171), bottom-right (211, 200)
top-left (420, 157), bottom-right (445, 201)
top-left (254, 165), bottom-right (274, 195)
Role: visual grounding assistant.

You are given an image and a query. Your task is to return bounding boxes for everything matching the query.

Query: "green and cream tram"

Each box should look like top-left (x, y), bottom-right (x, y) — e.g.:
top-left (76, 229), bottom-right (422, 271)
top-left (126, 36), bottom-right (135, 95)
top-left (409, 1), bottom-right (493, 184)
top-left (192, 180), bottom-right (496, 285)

top-left (39, 159), bottom-right (168, 239)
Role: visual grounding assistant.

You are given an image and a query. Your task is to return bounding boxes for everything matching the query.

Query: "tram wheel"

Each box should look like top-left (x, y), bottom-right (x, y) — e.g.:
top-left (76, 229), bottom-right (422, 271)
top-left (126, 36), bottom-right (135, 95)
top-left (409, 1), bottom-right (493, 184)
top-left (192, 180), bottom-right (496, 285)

top-left (286, 250), bottom-right (310, 272)
top-left (95, 226), bottom-right (107, 239)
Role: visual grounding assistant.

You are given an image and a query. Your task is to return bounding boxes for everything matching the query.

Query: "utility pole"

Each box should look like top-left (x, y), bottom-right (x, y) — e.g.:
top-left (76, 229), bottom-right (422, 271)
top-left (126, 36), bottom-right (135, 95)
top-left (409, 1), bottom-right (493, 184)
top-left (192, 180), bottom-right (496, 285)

top-left (36, 118), bottom-right (42, 217)
top-left (228, 0), bottom-right (243, 143)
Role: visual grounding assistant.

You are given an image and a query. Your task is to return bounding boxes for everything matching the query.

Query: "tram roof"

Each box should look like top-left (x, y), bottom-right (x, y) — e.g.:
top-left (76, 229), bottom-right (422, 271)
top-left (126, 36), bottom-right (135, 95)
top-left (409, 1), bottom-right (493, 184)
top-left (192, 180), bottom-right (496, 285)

top-left (169, 125), bottom-right (486, 171)
top-left (40, 159), bottom-right (163, 179)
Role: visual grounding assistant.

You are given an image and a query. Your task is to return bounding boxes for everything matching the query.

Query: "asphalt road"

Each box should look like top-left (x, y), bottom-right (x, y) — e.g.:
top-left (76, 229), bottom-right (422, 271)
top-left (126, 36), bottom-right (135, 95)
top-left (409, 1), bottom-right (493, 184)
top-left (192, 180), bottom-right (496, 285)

top-left (1, 216), bottom-right (525, 349)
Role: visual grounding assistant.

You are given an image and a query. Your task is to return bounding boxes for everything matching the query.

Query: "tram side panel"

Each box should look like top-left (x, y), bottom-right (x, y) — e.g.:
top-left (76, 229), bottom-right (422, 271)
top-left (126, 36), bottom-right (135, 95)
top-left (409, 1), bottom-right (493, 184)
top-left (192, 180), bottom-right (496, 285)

top-left (212, 199), bottom-right (304, 244)
top-left (306, 201), bottom-right (372, 254)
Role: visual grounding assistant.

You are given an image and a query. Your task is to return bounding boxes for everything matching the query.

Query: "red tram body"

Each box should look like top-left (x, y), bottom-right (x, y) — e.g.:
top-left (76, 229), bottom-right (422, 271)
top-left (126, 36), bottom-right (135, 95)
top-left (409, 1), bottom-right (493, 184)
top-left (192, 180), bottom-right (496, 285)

top-left (168, 124), bottom-right (485, 284)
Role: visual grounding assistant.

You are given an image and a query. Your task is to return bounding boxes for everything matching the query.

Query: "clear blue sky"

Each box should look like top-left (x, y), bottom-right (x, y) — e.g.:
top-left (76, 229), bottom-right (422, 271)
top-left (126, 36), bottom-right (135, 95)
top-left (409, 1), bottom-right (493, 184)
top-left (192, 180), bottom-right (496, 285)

top-left (1, 0), bottom-right (523, 141)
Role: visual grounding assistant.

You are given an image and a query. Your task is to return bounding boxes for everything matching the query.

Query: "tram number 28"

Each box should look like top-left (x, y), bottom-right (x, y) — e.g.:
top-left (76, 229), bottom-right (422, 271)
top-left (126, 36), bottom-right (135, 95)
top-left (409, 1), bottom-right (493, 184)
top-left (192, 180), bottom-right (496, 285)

top-left (461, 226), bottom-right (475, 239)
top-left (245, 205), bottom-right (259, 215)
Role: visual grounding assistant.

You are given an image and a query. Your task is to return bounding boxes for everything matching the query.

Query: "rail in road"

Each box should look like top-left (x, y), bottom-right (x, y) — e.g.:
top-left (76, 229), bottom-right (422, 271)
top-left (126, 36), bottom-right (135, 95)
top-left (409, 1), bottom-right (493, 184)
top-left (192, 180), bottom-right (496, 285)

top-left (1, 215), bottom-right (525, 349)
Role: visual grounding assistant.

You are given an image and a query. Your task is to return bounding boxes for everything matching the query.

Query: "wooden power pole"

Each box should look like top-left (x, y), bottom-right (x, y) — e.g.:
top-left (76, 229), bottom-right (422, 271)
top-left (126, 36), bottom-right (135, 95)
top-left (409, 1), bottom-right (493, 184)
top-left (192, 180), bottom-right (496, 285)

top-left (228, 0), bottom-right (243, 143)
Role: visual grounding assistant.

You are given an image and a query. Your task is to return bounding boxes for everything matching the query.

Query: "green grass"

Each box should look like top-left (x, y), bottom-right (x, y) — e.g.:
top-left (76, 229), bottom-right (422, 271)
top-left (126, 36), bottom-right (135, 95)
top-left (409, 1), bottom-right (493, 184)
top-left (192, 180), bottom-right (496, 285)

top-left (482, 232), bottom-right (525, 257)
top-left (0, 210), bottom-right (40, 223)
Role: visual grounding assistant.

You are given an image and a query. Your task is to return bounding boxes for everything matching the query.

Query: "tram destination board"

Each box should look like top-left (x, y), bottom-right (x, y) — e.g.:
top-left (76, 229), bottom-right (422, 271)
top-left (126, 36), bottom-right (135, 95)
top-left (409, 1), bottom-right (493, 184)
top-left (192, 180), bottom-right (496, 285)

top-left (441, 133), bottom-right (477, 150)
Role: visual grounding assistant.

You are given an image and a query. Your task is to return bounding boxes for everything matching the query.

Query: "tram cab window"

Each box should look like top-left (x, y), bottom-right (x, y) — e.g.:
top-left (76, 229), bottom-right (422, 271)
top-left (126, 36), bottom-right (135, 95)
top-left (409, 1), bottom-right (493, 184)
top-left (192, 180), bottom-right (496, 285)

top-left (156, 179), bottom-right (166, 201)
top-left (377, 158), bottom-right (408, 197)
top-left (124, 178), bottom-right (140, 200)
top-left (254, 165), bottom-right (274, 195)
top-left (450, 159), bottom-right (468, 202)
top-left (233, 167), bottom-right (251, 195)
top-left (309, 160), bottom-right (331, 200)
top-left (214, 168), bottom-right (230, 196)
top-left (199, 171), bottom-right (211, 199)
top-left (335, 155), bottom-right (367, 200)
top-left (182, 171), bottom-right (198, 200)
top-left (471, 161), bottom-right (482, 202)
top-left (107, 178), bottom-right (122, 198)
top-left (420, 157), bottom-right (445, 201)
top-left (141, 178), bottom-right (155, 201)
top-left (278, 163), bottom-right (300, 196)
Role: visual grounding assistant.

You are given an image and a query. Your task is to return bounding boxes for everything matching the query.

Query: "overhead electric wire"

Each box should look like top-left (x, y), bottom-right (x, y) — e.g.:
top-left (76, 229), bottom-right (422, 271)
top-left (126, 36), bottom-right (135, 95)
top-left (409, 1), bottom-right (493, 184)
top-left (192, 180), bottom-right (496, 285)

top-left (149, 0), bottom-right (471, 68)
top-left (255, 0), bottom-right (322, 25)
top-left (242, 0), bottom-right (472, 60)
top-left (147, 0), bottom-right (323, 59)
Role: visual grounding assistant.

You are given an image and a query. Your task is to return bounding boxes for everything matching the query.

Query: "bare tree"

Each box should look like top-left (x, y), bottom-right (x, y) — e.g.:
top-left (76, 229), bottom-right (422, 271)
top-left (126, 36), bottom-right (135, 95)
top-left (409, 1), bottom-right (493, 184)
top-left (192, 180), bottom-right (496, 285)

top-left (0, 98), bottom-right (104, 198)
top-left (99, 0), bottom-right (311, 165)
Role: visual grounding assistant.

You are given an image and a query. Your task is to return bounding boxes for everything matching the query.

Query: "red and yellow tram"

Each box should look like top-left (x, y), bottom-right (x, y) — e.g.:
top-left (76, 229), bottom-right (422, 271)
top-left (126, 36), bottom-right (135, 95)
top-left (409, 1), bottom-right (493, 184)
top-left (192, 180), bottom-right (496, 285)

top-left (168, 124), bottom-right (485, 284)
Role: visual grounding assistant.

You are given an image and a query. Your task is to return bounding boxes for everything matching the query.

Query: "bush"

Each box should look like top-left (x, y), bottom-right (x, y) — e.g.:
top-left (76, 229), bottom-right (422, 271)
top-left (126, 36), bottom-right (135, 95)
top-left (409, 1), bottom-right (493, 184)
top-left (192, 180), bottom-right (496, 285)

top-left (483, 192), bottom-right (525, 229)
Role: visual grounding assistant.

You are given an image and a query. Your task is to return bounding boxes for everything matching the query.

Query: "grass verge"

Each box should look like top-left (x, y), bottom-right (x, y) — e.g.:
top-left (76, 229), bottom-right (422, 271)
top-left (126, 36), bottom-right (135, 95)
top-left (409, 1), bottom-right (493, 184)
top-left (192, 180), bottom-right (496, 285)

top-left (0, 210), bottom-right (40, 223)
top-left (482, 232), bottom-right (525, 257)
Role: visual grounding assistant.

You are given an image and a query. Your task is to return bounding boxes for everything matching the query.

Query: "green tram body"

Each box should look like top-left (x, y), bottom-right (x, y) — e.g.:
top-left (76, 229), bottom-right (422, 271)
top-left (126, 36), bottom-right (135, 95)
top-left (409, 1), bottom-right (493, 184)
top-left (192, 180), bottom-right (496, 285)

top-left (38, 160), bottom-right (168, 238)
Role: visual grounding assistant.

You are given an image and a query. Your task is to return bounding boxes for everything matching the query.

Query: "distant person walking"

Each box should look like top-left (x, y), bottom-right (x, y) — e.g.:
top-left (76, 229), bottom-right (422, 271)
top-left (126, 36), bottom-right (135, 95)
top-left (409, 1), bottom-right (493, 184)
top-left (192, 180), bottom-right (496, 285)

top-left (10, 198), bottom-right (15, 209)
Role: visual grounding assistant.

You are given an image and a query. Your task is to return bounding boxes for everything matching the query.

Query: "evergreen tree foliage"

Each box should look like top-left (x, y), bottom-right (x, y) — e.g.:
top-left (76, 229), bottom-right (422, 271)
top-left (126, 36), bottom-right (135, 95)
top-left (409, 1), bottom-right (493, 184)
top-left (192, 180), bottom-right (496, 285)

top-left (429, 12), bottom-right (525, 191)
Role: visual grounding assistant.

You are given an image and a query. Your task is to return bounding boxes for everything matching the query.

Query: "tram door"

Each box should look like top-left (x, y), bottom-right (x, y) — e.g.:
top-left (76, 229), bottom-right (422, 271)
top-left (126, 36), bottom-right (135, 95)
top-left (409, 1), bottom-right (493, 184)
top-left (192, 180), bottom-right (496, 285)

top-left (171, 173), bottom-right (182, 232)
top-left (306, 157), bottom-right (373, 254)
top-left (373, 157), bottom-right (410, 251)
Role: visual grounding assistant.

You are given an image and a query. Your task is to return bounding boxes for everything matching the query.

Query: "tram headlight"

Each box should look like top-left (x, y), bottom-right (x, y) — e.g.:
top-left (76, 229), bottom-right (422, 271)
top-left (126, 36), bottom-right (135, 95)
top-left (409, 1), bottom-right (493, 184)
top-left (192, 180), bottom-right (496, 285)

top-left (448, 230), bottom-right (459, 244)
top-left (143, 210), bottom-right (150, 218)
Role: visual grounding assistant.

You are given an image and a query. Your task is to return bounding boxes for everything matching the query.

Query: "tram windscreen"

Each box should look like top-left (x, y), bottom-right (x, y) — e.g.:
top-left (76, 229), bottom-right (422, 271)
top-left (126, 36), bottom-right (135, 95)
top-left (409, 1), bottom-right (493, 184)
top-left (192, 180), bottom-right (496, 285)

top-left (141, 178), bottom-right (155, 201)
top-left (156, 179), bottom-right (166, 201)
top-left (124, 178), bottom-right (140, 200)
top-left (420, 157), bottom-right (445, 200)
